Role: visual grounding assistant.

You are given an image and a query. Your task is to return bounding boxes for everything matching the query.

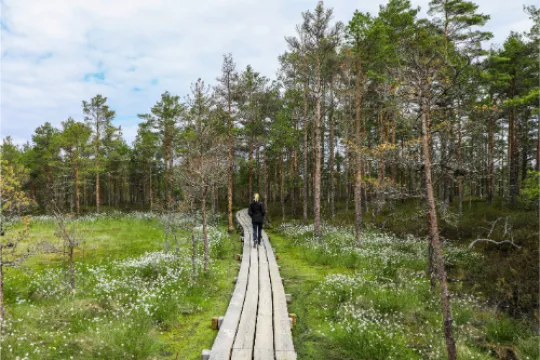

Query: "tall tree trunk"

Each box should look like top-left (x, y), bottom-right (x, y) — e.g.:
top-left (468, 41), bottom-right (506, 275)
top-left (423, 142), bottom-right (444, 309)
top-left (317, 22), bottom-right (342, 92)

top-left (164, 132), bottom-right (169, 209)
top-left (329, 80), bottom-right (336, 220)
top-left (292, 149), bottom-right (298, 217)
top-left (303, 81), bottom-right (309, 225)
top-left (169, 149), bottom-right (174, 209)
top-left (313, 58), bottom-right (322, 239)
top-left (537, 118), bottom-right (540, 172)
top-left (191, 232), bottom-right (197, 277)
top-left (211, 182), bottom-right (216, 216)
top-left (257, 148), bottom-right (261, 194)
top-left (457, 113), bottom-right (463, 217)
top-left (95, 168), bottom-right (100, 213)
top-left (108, 172), bottom-right (111, 208)
top-left (202, 184), bottom-right (209, 272)
top-left (281, 152), bottom-right (286, 222)
top-left (354, 62), bottom-right (363, 245)
top-left (83, 178), bottom-right (87, 208)
top-left (149, 166), bottom-right (153, 211)
top-left (227, 96), bottom-right (234, 233)
top-left (487, 115), bottom-right (495, 204)
top-left (0, 246), bottom-right (4, 321)
top-left (509, 107), bottom-right (518, 206)
top-left (263, 150), bottom-right (270, 227)
top-left (75, 158), bottom-right (80, 215)
top-left (248, 137), bottom-right (254, 202)
top-left (378, 111), bottom-right (386, 183)
top-left (69, 246), bottom-right (75, 292)
top-left (420, 79), bottom-right (457, 360)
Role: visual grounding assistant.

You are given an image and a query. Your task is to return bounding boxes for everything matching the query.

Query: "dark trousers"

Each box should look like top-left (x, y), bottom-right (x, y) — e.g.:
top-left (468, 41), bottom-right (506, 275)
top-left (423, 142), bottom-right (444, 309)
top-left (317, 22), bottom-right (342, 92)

top-left (252, 222), bottom-right (263, 244)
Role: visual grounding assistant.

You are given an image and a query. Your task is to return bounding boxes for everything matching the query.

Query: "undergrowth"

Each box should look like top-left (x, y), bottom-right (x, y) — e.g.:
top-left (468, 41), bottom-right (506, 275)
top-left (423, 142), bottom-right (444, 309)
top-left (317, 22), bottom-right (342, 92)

top-left (1, 213), bottom-right (238, 360)
top-left (270, 222), bottom-right (539, 360)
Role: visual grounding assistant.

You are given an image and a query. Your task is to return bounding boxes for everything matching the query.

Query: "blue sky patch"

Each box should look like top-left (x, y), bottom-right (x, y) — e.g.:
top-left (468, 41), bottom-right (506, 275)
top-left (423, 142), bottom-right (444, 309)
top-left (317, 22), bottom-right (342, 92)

top-left (83, 72), bottom-right (105, 82)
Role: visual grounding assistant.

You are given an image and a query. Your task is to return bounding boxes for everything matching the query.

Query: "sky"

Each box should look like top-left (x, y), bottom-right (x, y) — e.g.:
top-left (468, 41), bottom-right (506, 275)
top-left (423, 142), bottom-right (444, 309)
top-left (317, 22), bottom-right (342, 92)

top-left (0, 0), bottom-right (534, 146)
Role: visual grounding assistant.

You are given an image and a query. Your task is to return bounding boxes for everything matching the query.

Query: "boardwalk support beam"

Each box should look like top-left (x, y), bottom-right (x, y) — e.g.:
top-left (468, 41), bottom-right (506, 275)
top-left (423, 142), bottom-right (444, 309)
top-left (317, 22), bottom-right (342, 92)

top-left (201, 349), bottom-right (210, 360)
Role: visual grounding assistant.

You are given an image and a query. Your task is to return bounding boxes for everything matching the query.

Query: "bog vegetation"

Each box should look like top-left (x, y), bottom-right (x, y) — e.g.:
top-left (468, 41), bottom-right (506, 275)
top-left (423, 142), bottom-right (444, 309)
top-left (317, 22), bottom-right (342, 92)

top-left (1, 0), bottom-right (538, 359)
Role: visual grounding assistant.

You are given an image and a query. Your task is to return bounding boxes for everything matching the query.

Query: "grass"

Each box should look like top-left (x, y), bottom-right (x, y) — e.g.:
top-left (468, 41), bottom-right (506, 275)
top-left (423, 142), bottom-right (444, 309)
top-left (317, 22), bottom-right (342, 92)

top-left (268, 221), bottom-right (539, 360)
top-left (269, 197), bottom-right (539, 316)
top-left (1, 212), bottom-right (239, 360)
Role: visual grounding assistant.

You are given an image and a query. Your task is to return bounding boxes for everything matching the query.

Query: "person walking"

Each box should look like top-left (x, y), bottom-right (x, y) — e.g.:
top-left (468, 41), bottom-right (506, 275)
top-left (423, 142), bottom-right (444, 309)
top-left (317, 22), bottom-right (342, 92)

top-left (248, 193), bottom-right (265, 247)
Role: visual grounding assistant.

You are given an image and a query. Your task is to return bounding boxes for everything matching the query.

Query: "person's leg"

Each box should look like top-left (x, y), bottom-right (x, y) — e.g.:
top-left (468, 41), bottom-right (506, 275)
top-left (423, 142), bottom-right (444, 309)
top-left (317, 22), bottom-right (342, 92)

top-left (252, 223), bottom-right (257, 246)
top-left (257, 223), bottom-right (262, 244)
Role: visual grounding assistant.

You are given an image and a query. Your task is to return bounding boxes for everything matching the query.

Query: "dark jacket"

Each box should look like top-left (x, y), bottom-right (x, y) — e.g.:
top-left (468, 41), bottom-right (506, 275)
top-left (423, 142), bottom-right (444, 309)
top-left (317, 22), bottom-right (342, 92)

top-left (248, 201), bottom-right (265, 223)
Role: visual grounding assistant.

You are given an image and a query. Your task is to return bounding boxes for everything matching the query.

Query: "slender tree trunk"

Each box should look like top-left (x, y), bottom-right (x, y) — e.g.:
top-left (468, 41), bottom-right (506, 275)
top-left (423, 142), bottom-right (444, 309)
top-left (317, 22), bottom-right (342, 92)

top-left (401, 137), bottom-right (406, 199)
top-left (191, 232), bottom-right (197, 277)
top-left (329, 80), bottom-right (336, 220)
top-left (487, 115), bottom-right (495, 204)
top-left (248, 137), bottom-right (254, 202)
top-left (107, 172), bottom-right (111, 208)
top-left (281, 152), bottom-right (285, 222)
top-left (457, 113), bottom-right (463, 217)
top-left (509, 107), bottom-right (518, 206)
top-left (420, 79), bottom-right (457, 360)
top-left (354, 62), bottom-right (363, 245)
top-left (202, 184), bottom-right (209, 272)
top-left (69, 246), bottom-right (75, 292)
top-left (257, 148), bottom-right (262, 194)
top-left (313, 58), bottom-right (322, 239)
top-left (378, 111), bottom-right (386, 183)
top-left (227, 97), bottom-right (234, 233)
top-left (391, 117), bottom-right (397, 184)
top-left (75, 158), bottom-right (80, 215)
top-left (263, 150), bottom-right (270, 227)
top-left (303, 81), bottom-right (309, 225)
top-left (83, 178), bottom-right (87, 208)
top-left (211, 182), bottom-right (216, 215)
top-left (95, 168), bottom-right (100, 213)
top-left (0, 246), bottom-right (4, 321)
top-left (164, 132), bottom-right (169, 209)
top-left (149, 166), bottom-right (153, 211)
top-left (537, 118), bottom-right (540, 172)
top-left (292, 149), bottom-right (298, 217)
top-left (168, 146), bottom-right (174, 209)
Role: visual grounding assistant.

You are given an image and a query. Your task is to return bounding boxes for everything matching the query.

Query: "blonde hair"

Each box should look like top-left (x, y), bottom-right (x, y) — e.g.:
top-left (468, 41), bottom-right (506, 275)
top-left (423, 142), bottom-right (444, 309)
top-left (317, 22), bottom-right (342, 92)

top-left (254, 193), bottom-right (260, 202)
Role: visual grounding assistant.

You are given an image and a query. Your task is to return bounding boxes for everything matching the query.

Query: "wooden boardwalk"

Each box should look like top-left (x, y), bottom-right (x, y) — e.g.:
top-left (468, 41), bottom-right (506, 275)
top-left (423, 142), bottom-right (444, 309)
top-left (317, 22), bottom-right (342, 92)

top-left (203, 209), bottom-right (296, 360)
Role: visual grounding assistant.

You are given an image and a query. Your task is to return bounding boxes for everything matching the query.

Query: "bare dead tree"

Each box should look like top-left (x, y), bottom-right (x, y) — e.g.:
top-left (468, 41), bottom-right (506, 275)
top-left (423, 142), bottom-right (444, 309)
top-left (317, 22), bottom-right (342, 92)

top-left (51, 208), bottom-right (84, 293)
top-left (178, 79), bottom-right (228, 272)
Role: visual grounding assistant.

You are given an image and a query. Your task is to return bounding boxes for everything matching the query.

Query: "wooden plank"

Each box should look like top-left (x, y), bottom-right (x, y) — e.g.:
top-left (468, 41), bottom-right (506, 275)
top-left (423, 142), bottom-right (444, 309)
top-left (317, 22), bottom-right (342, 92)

top-left (254, 237), bottom-right (274, 359)
top-left (230, 348), bottom-right (252, 360)
top-left (263, 232), bottom-right (296, 354)
top-left (275, 351), bottom-right (298, 360)
top-left (209, 211), bottom-right (251, 360)
top-left (232, 229), bottom-right (258, 356)
top-left (254, 348), bottom-right (275, 360)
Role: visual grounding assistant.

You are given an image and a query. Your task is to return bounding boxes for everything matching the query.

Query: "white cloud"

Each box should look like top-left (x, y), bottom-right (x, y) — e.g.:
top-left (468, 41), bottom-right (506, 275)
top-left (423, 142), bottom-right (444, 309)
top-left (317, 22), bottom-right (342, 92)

top-left (0, 0), bottom-right (533, 146)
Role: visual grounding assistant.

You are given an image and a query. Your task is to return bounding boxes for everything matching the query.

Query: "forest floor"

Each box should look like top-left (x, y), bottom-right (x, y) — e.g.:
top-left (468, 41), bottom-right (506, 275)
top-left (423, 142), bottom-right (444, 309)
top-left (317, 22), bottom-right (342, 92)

top-left (265, 199), bottom-right (539, 360)
top-left (2, 213), bottom-right (238, 360)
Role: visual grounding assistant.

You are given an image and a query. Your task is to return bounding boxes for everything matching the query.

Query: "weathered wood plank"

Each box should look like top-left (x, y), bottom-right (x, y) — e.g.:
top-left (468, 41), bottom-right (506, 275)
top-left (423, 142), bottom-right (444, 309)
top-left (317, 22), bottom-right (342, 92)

top-left (209, 211), bottom-right (251, 360)
top-left (254, 237), bottom-right (274, 359)
top-left (263, 232), bottom-right (296, 354)
top-left (275, 350), bottom-right (298, 360)
top-left (232, 226), bottom-right (258, 356)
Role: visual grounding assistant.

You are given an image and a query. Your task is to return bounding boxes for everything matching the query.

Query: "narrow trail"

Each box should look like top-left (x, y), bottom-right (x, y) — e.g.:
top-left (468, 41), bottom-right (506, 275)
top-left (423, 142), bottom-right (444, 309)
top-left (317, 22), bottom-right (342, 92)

top-left (203, 209), bottom-right (296, 360)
